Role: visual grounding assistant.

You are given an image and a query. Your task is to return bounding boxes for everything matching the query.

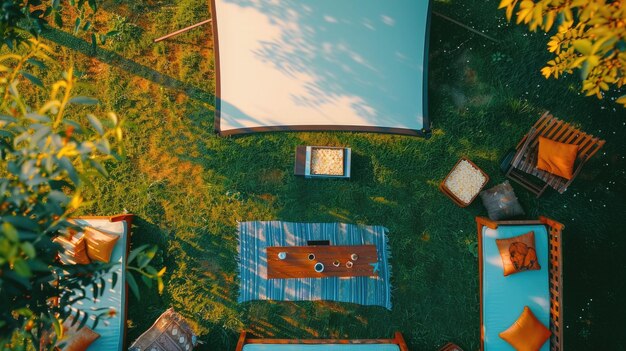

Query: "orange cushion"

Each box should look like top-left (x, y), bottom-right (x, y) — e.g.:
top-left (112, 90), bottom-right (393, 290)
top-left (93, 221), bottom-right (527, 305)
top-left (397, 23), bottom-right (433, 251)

top-left (84, 227), bottom-right (119, 263)
top-left (54, 230), bottom-right (91, 265)
top-left (500, 306), bottom-right (551, 351)
top-left (495, 231), bottom-right (541, 276)
top-left (57, 318), bottom-right (100, 351)
top-left (536, 136), bottom-right (578, 180)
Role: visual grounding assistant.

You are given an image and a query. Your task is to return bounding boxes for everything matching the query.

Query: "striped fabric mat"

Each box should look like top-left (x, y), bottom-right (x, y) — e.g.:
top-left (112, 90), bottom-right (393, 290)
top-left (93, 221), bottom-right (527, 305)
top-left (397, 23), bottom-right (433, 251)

top-left (237, 221), bottom-right (392, 310)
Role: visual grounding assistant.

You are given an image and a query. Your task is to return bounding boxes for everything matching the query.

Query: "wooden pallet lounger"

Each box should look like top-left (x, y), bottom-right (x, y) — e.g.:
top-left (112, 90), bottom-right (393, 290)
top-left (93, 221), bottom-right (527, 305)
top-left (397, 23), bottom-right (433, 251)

top-left (235, 331), bottom-right (409, 351)
top-left (505, 111), bottom-right (605, 197)
top-left (477, 216), bottom-right (563, 351)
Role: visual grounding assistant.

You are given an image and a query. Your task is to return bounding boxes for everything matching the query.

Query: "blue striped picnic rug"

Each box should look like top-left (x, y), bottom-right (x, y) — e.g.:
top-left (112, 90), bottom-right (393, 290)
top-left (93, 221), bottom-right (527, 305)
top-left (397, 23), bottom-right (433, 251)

top-left (237, 221), bottom-right (392, 310)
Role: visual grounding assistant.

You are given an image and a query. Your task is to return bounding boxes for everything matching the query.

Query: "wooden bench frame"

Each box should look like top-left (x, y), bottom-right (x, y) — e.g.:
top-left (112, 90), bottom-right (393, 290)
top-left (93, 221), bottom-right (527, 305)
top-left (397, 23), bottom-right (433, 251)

top-left (476, 216), bottom-right (564, 351)
top-left (505, 111), bottom-right (605, 197)
top-left (235, 331), bottom-right (409, 351)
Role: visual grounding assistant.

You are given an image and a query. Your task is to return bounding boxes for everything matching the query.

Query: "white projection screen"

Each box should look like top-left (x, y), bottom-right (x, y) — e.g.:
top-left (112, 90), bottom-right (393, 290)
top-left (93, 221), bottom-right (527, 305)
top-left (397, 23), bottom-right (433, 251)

top-left (210, 0), bottom-right (431, 137)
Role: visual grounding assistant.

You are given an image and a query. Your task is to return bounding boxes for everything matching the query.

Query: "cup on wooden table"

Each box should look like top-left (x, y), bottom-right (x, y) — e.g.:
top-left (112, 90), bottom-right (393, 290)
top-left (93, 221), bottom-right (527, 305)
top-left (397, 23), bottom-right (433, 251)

top-left (314, 262), bottom-right (325, 272)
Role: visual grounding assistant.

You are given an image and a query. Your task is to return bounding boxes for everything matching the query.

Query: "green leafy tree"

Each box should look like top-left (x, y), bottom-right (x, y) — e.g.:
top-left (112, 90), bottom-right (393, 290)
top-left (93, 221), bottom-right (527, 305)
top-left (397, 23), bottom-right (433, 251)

top-left (0, 0), bottom-right (115, 51)
top-left (0, 40), bottom-right (164, 351)
top-left (499, 0), bottom-right (626, 107)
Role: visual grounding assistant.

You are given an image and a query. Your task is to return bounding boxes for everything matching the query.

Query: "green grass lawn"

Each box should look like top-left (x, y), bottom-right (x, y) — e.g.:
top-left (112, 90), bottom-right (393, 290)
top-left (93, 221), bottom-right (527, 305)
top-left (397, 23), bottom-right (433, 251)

top-left (30, 0), bottom-right (626, 349)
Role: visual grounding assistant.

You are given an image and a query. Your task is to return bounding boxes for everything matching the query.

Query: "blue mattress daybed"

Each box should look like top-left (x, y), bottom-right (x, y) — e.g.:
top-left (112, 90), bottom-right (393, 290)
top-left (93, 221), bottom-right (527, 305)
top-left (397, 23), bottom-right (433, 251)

top-left (476, 217), bottom-right (564, 351)
top-left (235, 331), bottom-right (409, 351)
top-left (70, 214), bottom-right (133, 351)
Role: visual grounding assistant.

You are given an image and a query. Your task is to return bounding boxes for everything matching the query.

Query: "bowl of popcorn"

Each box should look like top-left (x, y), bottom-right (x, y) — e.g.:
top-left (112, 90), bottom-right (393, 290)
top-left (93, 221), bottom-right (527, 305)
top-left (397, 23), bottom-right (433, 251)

top-left (311, 147), bottom-right (345, 176)
top-left (440, 158), bottom-right (489, 207)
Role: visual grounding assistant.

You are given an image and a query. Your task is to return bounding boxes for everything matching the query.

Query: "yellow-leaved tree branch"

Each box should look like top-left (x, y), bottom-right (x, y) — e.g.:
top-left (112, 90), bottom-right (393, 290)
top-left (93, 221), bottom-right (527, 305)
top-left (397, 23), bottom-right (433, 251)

top-left (499, 0), bottom-right (626, 107)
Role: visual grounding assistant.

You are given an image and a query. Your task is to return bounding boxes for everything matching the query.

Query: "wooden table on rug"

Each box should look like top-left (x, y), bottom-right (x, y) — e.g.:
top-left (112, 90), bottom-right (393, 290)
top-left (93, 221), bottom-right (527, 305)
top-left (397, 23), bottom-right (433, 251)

top-left (267, 245), bottom-right (378, 279)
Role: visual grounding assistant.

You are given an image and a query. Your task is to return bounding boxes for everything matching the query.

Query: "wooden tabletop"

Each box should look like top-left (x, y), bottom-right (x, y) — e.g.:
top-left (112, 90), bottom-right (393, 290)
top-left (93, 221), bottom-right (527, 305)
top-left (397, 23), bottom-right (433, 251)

top-left (267, 245), bottom-right (378, 279)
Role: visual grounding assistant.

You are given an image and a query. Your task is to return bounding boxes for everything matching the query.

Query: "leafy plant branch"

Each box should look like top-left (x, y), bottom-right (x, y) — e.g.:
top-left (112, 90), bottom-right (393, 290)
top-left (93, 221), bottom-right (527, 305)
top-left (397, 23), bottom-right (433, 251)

top-left (499, 0), bottom-right (626, 106)
top-left (1, 42), bottom-right (163, 351)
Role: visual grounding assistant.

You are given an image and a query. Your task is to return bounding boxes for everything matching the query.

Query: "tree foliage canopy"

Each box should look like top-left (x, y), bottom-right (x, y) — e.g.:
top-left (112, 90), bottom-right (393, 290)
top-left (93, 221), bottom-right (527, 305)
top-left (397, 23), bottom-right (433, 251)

top-left (499, 0), bottom-right (626, 107)
top-left (0, 39), bottom-right (164, 351)
top-left (0, 0), bottom-right (114, 52)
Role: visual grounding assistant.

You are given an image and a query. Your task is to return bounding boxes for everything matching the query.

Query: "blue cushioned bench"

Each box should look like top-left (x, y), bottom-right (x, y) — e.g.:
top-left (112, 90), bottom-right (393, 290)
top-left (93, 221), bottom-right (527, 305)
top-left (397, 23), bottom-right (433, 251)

top-left (71, 215), bottom-right (134, 351)
top-left (236, 332), bottom-right (409, 351)
top-left (476, 217), bottom-right (564, 351)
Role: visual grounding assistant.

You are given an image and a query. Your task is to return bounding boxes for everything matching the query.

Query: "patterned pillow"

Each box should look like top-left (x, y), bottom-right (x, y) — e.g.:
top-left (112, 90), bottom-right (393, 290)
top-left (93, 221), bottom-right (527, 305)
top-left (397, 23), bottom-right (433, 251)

top-left (129, 308), bottom-right (197, 351)
top-left (479, 181), bottom-right (525, 221)
top-left (495, 231), bottom-right (541, 276)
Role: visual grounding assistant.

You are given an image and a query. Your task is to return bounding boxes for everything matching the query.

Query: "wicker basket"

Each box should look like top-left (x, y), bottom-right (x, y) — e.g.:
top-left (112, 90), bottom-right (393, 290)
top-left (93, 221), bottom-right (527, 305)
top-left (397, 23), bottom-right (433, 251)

top-left (440, 158), bottom-right (489, 207)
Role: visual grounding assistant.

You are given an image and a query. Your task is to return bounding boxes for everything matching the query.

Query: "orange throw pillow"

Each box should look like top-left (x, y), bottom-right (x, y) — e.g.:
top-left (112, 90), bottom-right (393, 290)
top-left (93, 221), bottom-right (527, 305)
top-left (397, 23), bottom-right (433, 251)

top-left (84, 227), bottom-right (119, 263)
top-left (500, 306), bottom-right (551, 351)
top-left (495, 231), bottom-right (541, 276)
top-left (57, 318), bottom-right (100, 351)
top-left (54, 230), bottom-right (91, 265)
top-left (536, 136), bottom-right (578, 180)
